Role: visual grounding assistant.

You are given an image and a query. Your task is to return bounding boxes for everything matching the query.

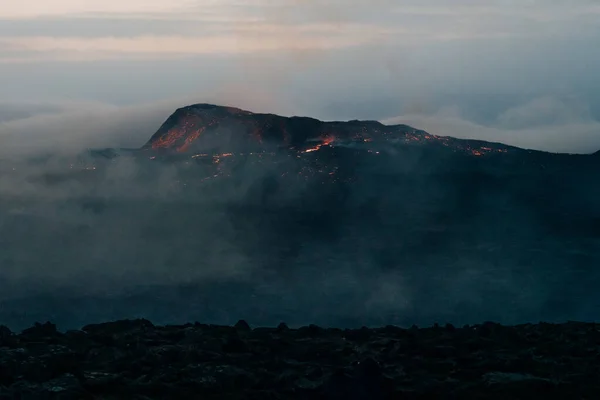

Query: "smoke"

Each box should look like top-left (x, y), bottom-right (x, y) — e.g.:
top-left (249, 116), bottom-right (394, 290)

top-left (0, 90), bottom-right (303, 310)
top-left (2, 92), bottom-right (600, 330)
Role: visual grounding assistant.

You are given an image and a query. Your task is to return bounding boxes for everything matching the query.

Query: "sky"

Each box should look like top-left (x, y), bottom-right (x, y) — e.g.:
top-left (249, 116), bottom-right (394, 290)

top-left (1, 0), bottom-right (600, 153)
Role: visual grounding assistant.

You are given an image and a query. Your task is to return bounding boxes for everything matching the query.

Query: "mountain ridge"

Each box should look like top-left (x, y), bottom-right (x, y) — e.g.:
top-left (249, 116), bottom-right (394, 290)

top-left (140, 103), bottom-right (600, 156)
top-left (142, 103), bottom-right (529, 157)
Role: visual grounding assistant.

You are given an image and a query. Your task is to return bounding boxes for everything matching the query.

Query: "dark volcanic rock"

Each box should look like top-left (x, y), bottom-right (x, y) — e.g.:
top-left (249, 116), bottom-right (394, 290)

top-left (1, 319), bottom-right (599, 399)
top-left (142, 103), bottom-right (519, 157)
top-left (234, 319), bottom-right (251, 331)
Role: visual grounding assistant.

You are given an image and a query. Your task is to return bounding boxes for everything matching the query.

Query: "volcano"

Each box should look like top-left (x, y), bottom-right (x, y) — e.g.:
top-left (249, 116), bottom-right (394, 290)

top-left (3, 103), bottom-right (600, 332)
top-left (133, 104), bottom-right (600, 194)
top-left (132, 103), bottom-right (600, 266)
top-left (142, 103), bottom-right (518, 157)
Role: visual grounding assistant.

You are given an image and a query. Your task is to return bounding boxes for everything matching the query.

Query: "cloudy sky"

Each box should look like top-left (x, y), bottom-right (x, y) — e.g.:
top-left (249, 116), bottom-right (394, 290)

top-left (1, 0), bottom-right (600, 153)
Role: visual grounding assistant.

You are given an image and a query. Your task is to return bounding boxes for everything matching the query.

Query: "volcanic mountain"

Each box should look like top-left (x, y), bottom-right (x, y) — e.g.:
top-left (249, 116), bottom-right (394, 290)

top-left (132, 103), bottom-right (600, 246)
top-left (2, 103), bottom-right (600, 332)
top-left (142, 103), bottom-right (516, 157)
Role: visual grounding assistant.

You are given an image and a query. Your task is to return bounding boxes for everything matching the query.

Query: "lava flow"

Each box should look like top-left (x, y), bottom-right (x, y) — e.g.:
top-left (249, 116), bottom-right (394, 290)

top-left (144, 104), bottom-right (517, 160)
top-left (150, 114), bottom-right (219, 152)
top-left (302, 136), bottom-right (335, 153)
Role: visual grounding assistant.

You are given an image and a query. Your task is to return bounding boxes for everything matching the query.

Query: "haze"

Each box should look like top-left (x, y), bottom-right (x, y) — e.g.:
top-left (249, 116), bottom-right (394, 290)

top-left (0, 0), bottom-right (599, 154)
top-left (2, 1), bottom-right (600, 331)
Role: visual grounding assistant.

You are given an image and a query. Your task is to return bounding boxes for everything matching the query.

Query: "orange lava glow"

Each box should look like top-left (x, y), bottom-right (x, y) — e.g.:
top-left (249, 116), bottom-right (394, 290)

top-left (151, 127), bottom-right (188, 150)
top-left (149, 116), bottom-right (512, 162)
top-left (177, 127), bottom-right (206, 152)
top-left (212, 152), bottom-right (234, 164)
top-left (465, 146), bottom-right (509, 157)
top-left (322, 135), bottom-right (335, 145)
top-left (302, 135), bottom-right (335, 153)
top-left (151, 116), bottom-right (221, 152)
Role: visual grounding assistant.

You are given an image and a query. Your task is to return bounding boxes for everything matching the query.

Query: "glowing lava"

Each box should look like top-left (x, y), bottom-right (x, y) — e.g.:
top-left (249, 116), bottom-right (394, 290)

top-left (302, 135), bottom-right (335, 153)
top-left (150, 116), bottom-right (220, 152)
top-left (151, 126), bottom-right (189, 150)
top-left (146, 105), bottom-right (514, 161)
top-left (177, 127), bottom-right (206, 152)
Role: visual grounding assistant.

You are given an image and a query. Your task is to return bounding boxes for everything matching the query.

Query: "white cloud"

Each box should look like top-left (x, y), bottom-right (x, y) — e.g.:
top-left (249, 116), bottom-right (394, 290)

top-left (0, 21), bottom-right (401, 61)
top-left (1, 0), bottom-right (599, 63)
top-left (0, 0), bottom-right (191, 18)
top-left (382, 97), bottom-right (600, 154)
top-left (0, 86), bottom-right (302, 157)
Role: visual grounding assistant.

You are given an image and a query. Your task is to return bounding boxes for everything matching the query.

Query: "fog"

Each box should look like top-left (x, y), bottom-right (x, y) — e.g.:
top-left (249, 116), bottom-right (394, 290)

top-left (2, 94), bottom-right (600, 331)
top-left (385, 96), bottom-right (600, 154)
top-left (0, 89), bottom-right (300, 157)
top-left (2, 90), bottom-right (600, 159)
top-left (1, 1), bottom-right (600, 330)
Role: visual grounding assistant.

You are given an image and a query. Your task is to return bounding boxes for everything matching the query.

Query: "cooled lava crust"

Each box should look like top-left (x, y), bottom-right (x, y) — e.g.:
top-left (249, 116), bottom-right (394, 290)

top-left (1, 319), bottom-right (599, 399)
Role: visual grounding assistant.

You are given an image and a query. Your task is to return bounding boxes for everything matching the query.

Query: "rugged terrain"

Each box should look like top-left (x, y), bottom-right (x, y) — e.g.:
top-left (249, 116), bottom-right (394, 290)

top-left (141, 103), bottom-right (517, 156)
top-left (1, 319), bottom-right (599, 399)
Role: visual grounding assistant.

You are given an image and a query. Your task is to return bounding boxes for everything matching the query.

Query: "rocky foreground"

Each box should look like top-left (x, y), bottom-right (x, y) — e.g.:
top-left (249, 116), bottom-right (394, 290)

top-left (1, 319), bottom-right (599, 399)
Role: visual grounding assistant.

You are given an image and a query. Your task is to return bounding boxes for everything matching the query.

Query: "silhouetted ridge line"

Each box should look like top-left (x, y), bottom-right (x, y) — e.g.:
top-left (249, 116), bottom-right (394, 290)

top-left (2, 318), bottom-right (599, 398)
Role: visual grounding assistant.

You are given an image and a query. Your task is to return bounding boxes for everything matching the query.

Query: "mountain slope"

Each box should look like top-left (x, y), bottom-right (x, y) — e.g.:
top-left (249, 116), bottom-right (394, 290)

top-left (142, 103), bottom-right (518, 158)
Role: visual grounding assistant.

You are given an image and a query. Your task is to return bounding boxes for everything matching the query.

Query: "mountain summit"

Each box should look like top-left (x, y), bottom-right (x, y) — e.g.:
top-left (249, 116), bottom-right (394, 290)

top-left (143, 103), bottom-right (515, 157)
